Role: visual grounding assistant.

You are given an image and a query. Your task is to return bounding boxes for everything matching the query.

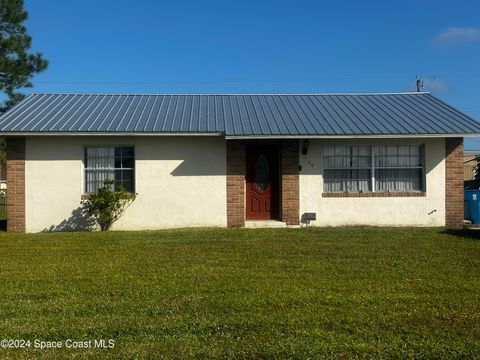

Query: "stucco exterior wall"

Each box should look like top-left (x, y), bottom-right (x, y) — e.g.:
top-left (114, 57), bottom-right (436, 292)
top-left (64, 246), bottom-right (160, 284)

top-left (24, 135), bottom-right (447, 232)
top-left (299, 138), bottom-right (446, 226)
top-left (25, 136), bottom-right (226, 232)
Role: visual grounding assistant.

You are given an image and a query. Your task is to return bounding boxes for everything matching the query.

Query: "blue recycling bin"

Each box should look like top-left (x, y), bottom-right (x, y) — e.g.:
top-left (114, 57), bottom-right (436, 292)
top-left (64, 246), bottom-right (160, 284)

top-left (464, 190), bottom-right (480, 224)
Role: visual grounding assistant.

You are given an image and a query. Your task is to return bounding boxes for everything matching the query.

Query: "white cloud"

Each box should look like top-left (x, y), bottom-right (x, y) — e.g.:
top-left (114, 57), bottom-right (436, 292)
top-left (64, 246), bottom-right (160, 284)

top-left (434, 27), bottom-right (480, 46)
top-left (422, 77), bottom-right (450, 93)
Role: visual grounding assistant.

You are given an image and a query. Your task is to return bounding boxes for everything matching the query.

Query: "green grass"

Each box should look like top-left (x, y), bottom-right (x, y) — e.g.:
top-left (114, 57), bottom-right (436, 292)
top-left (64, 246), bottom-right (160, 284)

top-left (0, 227), bottom-right (479, 359)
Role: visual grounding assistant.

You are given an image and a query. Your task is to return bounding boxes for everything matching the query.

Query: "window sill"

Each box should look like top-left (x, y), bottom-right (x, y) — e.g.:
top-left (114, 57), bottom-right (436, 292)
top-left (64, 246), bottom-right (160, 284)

top-left (322, 192), bottom-right (426, 198)
top-left (81, 192), bottom-right (136, 200)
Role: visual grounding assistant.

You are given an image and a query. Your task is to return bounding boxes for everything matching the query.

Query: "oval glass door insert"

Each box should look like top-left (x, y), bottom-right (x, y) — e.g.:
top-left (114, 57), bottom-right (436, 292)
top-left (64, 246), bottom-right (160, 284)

top-left (255, 154), bottom-right (269, 191)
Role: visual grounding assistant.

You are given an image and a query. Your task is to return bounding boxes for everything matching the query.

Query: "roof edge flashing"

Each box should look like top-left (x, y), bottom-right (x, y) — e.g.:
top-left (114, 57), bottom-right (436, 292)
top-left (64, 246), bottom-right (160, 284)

top-left (225, 134), bottom-right (479, 139)
top-left (0, 132), bottom-right (225, 137)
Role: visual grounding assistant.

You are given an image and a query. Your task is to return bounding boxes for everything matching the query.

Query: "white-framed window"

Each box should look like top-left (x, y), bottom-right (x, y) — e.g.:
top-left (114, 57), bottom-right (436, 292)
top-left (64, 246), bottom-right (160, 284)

top-left (323, 144), bottom-right (424, 193)
top-left (323, 145), bottom-right (372, 192)
top-left (84, 146), bottom-right (135, 194)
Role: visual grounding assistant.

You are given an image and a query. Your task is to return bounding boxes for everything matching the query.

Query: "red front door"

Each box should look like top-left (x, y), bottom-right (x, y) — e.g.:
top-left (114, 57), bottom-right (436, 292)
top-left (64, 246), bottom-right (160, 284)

top-left (246, 146), bottom-right (279, 220)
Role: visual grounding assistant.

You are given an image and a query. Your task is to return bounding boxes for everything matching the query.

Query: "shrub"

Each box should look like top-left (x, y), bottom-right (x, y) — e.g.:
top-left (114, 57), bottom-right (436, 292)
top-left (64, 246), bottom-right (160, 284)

top-left (84, 180), bottom-right (136, 231)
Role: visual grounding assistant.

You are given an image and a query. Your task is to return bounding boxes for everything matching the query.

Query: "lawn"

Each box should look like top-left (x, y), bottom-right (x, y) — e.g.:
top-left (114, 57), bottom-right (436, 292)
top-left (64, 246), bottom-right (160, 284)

top-left (0, 227), bottom-right (479, 359)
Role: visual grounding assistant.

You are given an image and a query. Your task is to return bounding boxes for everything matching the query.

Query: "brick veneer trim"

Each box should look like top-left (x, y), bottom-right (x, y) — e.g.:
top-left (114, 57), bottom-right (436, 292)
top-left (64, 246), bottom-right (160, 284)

top-left (7, 137), bottom-right (26, 233)
top-left (281, 140), bottom-right (300, 225)
top-left (226, 141), bottom-right (245, 227)
top-left (445, 137), bottom-right (464, 228)
top-left (227, 140), bottom-right (300, 227)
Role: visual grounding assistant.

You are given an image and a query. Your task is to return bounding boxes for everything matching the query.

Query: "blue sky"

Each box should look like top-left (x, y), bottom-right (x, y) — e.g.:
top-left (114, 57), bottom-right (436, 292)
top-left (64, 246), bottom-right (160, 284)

top-left (21, 0), bottom-right (480, 148)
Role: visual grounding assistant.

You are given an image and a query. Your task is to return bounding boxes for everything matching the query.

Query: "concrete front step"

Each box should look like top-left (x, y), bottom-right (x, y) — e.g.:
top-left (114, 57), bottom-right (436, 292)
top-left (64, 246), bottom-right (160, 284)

top-left (245, 220), bottom-right (287, 228)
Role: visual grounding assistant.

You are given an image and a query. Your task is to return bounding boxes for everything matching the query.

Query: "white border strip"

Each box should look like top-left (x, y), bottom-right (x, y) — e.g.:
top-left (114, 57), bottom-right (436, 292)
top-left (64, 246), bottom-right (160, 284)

top-left (0, 132), bottom-right (224, 137)
top-left (225, 134), bottom-right (480, 139)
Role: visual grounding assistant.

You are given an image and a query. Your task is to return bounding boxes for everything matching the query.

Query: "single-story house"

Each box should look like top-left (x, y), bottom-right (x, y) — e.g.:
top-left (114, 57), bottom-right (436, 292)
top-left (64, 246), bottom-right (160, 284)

top-left (1, 92), bottom-right (479, 233)
top-left (464, 152), bottom-right (479, 181)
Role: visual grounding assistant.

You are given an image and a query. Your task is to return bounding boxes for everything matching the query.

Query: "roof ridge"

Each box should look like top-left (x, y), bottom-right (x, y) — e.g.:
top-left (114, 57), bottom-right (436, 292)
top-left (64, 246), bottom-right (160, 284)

top-left (25, 92), bottom-right (430, 96)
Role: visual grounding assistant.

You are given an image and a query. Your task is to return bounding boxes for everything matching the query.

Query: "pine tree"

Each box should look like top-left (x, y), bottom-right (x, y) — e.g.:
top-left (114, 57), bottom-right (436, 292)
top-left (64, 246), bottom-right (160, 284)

top-left (0, 0), bottom-right (47, 111)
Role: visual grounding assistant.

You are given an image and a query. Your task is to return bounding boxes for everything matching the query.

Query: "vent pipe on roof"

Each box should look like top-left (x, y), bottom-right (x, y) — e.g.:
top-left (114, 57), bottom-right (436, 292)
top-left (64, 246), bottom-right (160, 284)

top-left (416, 75), bottom-right (424, 92)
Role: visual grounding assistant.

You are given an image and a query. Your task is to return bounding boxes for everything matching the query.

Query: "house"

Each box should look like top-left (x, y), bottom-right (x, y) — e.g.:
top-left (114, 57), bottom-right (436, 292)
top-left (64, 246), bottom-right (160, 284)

top-left (1, 92), bottom-right (479, 233)
top-left (464, 152), bottom-right (479, 181)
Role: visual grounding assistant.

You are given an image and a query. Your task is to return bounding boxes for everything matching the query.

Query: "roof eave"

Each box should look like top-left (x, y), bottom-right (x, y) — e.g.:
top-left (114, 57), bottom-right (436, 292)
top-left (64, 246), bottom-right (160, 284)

top-left (225, 133), bottom-right (480, 139)
top-left (0, 132), bottom-right (224, 137)
top-left (0, 132), bottom-right (477, 138)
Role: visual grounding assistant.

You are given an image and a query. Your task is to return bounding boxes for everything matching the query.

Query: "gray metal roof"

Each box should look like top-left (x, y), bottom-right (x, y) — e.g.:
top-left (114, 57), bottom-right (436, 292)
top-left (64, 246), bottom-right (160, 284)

top-left (0, 92), bottom-right (479, 136)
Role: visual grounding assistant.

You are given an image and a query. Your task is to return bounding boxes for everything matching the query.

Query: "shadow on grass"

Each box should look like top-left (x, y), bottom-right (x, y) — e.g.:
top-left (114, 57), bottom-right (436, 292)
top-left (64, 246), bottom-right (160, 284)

top-left (441, 228), bottom-right (480, 240)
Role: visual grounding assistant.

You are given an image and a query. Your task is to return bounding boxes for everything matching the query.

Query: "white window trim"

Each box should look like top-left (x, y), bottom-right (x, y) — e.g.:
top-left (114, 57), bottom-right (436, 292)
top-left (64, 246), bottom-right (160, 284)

top-left (83, 145), bottom-right (136, 194)
top-left (323, 144), bottom-right (425, 193)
